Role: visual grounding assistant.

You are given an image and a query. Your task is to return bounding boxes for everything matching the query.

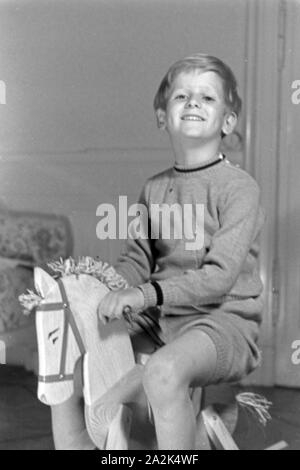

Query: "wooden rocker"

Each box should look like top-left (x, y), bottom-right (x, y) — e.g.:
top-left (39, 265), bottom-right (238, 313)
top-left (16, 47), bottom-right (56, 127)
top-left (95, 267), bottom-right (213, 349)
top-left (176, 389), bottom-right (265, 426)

top-left (19, 257), bottom-right (272, 451)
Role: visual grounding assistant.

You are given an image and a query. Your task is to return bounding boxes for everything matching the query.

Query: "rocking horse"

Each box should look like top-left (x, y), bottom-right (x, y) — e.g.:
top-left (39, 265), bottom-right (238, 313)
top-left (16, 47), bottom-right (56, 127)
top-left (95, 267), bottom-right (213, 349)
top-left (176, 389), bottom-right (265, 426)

top-left (19, 257), bottom-right (272, 451)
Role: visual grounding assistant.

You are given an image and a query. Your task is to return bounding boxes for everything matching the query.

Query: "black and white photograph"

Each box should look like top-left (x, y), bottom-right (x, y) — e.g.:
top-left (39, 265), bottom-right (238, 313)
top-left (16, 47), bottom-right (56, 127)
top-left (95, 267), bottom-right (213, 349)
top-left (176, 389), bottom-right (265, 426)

top-left (0, 0), bottom-right (299, 452)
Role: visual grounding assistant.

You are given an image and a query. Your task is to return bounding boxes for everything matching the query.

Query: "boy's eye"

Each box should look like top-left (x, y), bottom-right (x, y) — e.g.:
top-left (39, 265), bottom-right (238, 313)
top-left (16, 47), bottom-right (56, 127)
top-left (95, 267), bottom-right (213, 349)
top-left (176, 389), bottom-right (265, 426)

top-left (174, 94), bottom-right (188, 100)
top-left (203, 96), bottom-right (215, 102)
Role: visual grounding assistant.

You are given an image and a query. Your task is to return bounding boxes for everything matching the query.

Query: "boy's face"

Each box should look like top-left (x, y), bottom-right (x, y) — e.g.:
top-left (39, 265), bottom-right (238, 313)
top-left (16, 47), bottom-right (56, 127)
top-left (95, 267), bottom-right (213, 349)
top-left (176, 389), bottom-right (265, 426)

top-left (157, 70), bottom-right (237, 143)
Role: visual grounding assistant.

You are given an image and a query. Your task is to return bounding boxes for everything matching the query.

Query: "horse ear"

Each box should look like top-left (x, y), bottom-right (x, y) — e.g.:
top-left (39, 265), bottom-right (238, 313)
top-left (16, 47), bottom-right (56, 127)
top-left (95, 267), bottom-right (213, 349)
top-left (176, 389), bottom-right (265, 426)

top-left (34, 267), bottom-right (57, 297)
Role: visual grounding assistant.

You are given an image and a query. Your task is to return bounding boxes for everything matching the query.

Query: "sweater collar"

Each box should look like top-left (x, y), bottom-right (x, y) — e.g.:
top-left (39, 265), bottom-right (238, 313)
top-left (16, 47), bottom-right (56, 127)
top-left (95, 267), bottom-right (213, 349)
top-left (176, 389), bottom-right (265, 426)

top-left (173, 153), bottom-right (225, 174)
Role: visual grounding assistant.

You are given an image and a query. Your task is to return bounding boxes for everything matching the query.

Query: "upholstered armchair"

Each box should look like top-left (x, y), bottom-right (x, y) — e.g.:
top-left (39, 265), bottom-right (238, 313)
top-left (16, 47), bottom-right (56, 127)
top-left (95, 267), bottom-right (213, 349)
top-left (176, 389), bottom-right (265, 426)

top-left (0, 209), bottom-right (73, 373)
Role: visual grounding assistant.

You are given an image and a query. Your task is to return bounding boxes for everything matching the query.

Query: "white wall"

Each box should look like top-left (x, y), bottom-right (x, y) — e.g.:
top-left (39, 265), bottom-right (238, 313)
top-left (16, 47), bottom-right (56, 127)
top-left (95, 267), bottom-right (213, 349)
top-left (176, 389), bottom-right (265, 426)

top-left (0, 0), bottom-right (248, 261)
top-left (275, 0), bottom-right (300, 387)
top-left (0, 0), bottom-right (247, 153)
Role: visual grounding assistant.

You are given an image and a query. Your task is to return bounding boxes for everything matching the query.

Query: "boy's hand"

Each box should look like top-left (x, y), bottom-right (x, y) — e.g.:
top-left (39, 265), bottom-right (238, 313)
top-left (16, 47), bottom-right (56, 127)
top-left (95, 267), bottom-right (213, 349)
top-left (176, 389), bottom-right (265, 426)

top-left (97, 288), bottom-right (145, 324)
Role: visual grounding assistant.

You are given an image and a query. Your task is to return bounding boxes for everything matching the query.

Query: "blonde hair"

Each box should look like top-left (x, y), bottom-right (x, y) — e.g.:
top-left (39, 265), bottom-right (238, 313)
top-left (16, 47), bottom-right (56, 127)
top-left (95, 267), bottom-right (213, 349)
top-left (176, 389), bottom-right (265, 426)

top-left (154, 53), bottom-right (242, 117)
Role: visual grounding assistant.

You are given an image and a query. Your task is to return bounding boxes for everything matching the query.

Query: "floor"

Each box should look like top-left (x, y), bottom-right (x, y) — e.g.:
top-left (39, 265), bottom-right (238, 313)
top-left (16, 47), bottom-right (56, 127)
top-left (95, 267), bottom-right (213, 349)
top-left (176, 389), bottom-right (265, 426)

top-left (0, 365), bottom-right (299, 450)
top-left (232, 385), bottom-right (300, 450)
top-left (0, 366), bottom-right (53, 450)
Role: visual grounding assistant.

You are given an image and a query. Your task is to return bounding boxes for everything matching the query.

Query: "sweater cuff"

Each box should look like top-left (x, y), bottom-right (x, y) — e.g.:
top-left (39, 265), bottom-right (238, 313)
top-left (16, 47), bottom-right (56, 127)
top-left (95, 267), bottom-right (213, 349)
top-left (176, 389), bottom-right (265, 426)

top-left (154, 279), bottom-right (175, 306)
top-left (138, 282), bottom-right (158, 309)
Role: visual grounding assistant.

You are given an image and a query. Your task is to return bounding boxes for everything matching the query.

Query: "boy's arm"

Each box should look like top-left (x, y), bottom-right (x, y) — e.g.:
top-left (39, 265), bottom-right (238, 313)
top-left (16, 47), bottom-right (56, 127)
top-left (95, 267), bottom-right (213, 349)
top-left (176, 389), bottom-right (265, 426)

top-left (113, 182), bottom-right (155, 287)
top-left (139, 179), bottom-right (265, 310)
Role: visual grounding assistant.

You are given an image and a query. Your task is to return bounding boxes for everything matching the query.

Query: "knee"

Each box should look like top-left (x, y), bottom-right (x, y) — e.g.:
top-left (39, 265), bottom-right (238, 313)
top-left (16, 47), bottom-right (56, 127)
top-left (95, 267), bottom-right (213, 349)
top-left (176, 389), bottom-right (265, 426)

top-left (142, 352), bottom-right (186, 406)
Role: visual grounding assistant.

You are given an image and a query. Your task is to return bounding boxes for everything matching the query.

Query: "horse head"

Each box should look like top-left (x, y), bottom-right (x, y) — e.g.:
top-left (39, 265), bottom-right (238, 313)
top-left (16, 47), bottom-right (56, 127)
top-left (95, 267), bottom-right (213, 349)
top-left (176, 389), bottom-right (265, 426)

top-left (34, 267), bottom-right (109, 406)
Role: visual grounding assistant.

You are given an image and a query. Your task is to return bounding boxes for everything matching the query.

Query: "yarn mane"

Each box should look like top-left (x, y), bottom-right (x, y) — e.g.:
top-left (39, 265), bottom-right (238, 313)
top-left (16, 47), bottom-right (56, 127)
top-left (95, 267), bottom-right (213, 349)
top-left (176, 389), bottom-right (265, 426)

top-left (236, 393), bottom-right (272, 426)
top-left (19, 256), bottom-right (129, 315)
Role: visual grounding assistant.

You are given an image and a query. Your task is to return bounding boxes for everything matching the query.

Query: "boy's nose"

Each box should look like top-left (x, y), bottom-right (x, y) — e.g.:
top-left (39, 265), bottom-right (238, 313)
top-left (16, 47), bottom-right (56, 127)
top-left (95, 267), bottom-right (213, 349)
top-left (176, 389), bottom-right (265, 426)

top-left (185, 98), bottom-right (200, 108)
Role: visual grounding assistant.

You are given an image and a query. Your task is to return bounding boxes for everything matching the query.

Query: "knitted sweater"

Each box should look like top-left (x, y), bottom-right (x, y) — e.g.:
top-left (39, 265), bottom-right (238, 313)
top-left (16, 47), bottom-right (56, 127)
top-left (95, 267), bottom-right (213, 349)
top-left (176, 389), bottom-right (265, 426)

top-left (114, 154), bottom-right (265, 323)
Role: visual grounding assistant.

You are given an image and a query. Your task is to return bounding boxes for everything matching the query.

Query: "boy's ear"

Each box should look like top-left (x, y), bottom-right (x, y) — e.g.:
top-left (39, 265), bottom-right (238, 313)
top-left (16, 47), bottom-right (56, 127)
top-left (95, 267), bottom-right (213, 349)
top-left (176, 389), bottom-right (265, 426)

top-left (156, 108), bottom-right (167, 130)
top-left (34, 267), bottom-right (57, 298)
top-left (222, 112), bottom-right (238, 136)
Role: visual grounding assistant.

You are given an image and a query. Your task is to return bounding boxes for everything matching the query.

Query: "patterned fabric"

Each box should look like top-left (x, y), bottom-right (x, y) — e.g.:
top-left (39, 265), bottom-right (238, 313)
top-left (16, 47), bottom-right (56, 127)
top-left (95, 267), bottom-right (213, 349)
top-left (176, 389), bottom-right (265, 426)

top-left (0, 210), bottom-right (73, 333)
top-left (0, 210), bottom-right (73, 265)
top-left (0, 266), bottom-right (34, 332)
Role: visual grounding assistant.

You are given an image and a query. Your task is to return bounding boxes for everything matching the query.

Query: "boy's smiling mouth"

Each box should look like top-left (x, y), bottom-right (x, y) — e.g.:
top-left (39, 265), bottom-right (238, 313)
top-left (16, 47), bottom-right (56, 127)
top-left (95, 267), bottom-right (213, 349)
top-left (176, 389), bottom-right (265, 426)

top-left (181, 114), bottom-right (205, 121)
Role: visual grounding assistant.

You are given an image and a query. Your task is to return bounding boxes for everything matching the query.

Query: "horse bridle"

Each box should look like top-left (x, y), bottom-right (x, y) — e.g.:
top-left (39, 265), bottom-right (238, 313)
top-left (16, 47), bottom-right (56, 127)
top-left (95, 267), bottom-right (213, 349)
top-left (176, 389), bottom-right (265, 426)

top-left (36, 278), bottom-right (86, 384)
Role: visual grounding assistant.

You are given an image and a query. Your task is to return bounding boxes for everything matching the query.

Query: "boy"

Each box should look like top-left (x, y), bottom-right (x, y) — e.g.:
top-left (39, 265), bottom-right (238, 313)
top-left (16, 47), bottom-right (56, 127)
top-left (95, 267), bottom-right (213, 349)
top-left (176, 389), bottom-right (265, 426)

top-left (98, 53), bottom-right (265, 450)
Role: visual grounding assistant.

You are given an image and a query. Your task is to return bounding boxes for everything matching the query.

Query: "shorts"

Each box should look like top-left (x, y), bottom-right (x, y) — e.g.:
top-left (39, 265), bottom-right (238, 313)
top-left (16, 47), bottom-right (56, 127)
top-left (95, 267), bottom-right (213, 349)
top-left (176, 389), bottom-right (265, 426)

top-left (125, 300), bottom-right (262, 385)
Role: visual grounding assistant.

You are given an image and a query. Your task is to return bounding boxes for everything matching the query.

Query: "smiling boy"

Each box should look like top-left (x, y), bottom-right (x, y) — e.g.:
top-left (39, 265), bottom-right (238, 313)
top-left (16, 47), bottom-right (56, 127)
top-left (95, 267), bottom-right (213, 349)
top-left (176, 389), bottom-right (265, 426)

top-left (98, 54), bottom-right (265, 449)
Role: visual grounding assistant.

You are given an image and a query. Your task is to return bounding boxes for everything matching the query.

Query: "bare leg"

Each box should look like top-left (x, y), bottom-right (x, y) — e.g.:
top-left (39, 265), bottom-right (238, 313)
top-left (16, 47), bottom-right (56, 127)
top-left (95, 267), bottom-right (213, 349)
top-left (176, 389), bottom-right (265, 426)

top-left (142, 330), bottom-right (218, 450)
